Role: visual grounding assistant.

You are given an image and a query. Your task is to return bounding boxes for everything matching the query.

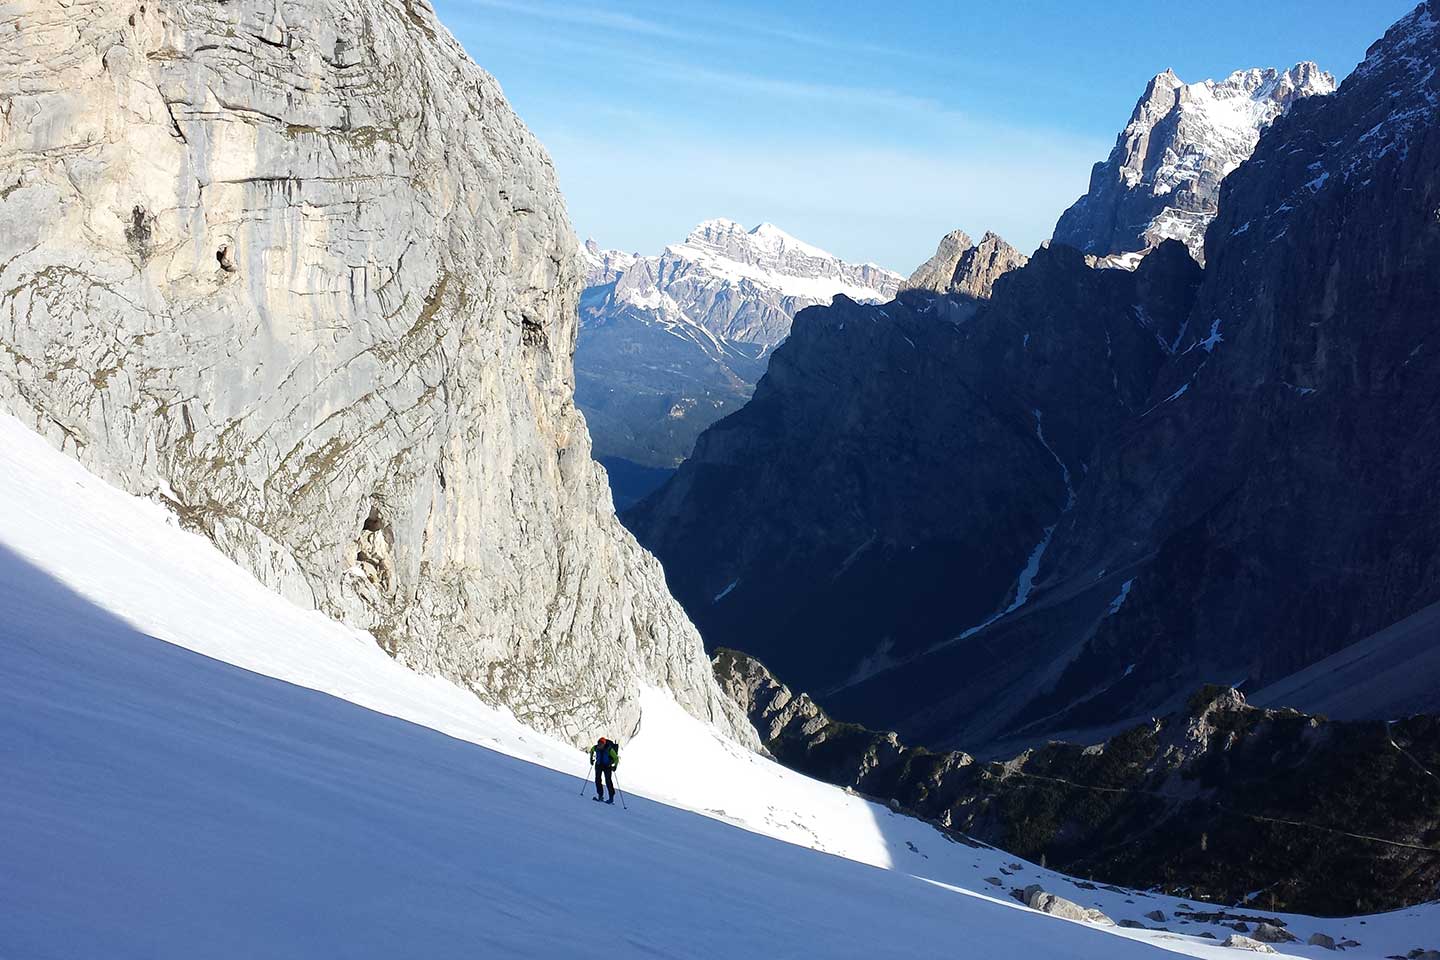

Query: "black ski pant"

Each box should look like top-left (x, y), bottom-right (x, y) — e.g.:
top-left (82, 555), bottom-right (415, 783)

top-left (594, 764), bottom-right (615, 800)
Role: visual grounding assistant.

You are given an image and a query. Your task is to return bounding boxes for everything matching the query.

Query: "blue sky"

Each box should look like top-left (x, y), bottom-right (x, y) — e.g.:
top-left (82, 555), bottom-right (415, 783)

top-left (431, 0), bottom-right (1414, 272)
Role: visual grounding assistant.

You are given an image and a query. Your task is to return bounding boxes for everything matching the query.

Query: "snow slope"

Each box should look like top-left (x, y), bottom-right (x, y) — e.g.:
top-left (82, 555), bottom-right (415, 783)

top-left (2, 414), bottom-right (1435, 958)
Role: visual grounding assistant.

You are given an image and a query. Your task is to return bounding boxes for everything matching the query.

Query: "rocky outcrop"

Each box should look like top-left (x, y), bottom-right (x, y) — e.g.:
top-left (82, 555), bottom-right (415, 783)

top-left (1022, 885), bottom-right (1113, 925)
top-left (717, 649), bottom-right (1440, 915)
top-left (576, 220), bottom-right (902, 469)
top-left (1053, 63), bottom-right (1334, 265)
top-left (904, 229), bottom-right (1028, 299)
top-left (0, 0), bottom-right (753, 747)
top-left (711, 648), bottom-right (951, 790)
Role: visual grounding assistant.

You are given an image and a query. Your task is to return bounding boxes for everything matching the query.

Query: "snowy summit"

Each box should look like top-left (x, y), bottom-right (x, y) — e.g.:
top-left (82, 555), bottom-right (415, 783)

top-left (1054, 62), bottom-right (1336, 265)
top-left (576, 219), bottom-right (903, 469)
top-left (582, 218), bottom-right (903, 349)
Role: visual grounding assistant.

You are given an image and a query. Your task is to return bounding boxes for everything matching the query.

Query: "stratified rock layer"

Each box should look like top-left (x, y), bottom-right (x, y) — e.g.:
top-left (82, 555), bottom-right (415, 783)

top-left (0, 0), bottom-right (752, 746)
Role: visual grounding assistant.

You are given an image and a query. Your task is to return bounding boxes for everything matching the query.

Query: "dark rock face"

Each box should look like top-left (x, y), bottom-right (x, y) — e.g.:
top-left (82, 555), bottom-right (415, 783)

top-left (628, 3), bottom-right (1440, 754)
top-left (1028, 0), bottom-right (1440, 743)
top-left (627, 241), bottom-right (1201, 728)
top-left (716, 650), bottom-right (1440, 916)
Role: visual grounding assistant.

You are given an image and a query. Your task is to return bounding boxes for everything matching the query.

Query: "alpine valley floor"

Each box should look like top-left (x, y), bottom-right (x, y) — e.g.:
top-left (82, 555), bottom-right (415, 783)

top-left (1, 414), bottom-right (1435, 959)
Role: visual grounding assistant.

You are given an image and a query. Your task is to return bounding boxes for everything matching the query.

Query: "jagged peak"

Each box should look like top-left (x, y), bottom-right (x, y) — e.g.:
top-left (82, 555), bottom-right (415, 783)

top-left (904, 227), bottom-right (1025, 298)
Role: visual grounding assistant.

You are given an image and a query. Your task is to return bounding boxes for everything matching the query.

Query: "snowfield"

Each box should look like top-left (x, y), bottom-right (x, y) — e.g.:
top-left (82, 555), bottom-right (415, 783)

top-left (1, 414), bottom-right (1435, 959)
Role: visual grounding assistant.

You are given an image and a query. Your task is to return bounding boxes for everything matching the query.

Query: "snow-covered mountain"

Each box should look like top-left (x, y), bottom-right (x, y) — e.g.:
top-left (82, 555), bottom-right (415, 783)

top-left (576, 220), bottom-right (903, 471)
top-left (1053, 62), bottom-right (1336, 265)
top-left (6, 411), bottom-right (1435, 958)
top-left (584, 219), bottom-right (903, 348)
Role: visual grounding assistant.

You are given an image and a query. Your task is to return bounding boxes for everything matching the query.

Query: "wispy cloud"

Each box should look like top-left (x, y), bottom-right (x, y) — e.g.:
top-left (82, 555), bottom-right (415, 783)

top-left (453, 0), bottom-right (941, 64)
top-left (456, 0), bottom-right (703, 43)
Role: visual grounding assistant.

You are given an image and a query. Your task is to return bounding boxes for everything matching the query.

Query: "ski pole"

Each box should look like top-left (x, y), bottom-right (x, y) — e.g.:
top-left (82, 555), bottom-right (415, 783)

top-left (614, 773), bottom-right (628, 810)
top-left (580, 760), bottom-right (593, 797)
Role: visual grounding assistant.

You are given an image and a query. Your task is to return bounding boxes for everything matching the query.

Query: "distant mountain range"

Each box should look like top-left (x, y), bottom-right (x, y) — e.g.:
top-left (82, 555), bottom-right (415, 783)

top-left (575, 220), bottom-right (903, 475)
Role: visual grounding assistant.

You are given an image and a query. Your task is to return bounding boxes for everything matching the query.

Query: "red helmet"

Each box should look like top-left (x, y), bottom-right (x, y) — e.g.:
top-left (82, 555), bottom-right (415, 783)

top-left (597, 737), bottom-right (607, 745)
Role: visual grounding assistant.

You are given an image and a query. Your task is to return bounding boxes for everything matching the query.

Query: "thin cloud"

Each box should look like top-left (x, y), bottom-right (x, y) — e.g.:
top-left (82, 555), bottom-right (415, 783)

top-left (455, 0), bottom-right (940, 64)
top-left (456, 0), bottom-right (703, 43)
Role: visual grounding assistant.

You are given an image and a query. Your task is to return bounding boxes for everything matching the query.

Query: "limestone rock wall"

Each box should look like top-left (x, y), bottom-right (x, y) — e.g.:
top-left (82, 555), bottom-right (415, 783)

top-left (0, 0), bottom-right (752, 747)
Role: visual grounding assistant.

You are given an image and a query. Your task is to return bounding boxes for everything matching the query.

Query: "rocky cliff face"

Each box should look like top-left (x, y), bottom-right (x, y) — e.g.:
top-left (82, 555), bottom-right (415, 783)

top-left (1053, 63), bottom-right (1335, 265)
top-left (629, 2), bottom-right (1440, 756)
top-left (1029, 0), bottom-right (1440, 745)
top-left (576, 220), bottom-right (902, 470)
top-left (716, 650), bottom-right (1440, 915)
top-left (904, 229), bottom-right (1028, 299)
top-left (627, 242), bottom-right (1202, 708)
top-left (0, 0), bottom-right (752, 747)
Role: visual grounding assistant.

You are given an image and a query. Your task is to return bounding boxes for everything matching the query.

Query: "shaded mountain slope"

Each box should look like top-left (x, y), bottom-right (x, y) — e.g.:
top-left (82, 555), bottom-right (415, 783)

top-left (628, 2), bottom-right (1440, 754)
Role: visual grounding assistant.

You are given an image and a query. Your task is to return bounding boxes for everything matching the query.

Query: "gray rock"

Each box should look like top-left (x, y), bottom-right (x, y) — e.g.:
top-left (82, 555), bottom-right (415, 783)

top-left (1146, 910), bottom-right (1168, 923)
top-left (1022, 885), bottom-right (1112, 925)
top-left (1252, 923), bottom-right (1297, 944)
top-left (904, 229), bottom-right (1027, 299)
top-left (1307, 933), bottom-right (1337, 950)
top-left (0, 0), bottom-right (754, 749)
top-left (1222, 935), bottom-right (1277, 953)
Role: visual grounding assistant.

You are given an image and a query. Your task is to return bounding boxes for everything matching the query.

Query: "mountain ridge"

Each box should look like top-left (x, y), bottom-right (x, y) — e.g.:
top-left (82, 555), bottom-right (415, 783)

top-left (576, 219), bottom-right (903, 468)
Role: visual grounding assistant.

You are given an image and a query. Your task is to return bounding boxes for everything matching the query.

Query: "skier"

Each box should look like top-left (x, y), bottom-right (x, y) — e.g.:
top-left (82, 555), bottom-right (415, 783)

top-left (589, 736), bottom-right (619, 804)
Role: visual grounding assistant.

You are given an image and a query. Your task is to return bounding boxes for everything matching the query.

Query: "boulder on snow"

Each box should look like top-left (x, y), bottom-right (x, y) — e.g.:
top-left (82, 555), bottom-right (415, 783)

top-left (1307, 933), bottom-right (1336, 949)
top-left (1146, 909), bottom-right (1168, 922)
top-left (1252, 922), bottom-right (1297, 944)
top-left (1021, 885), bottom-right (1113, 925)
top-left (1223, 934), bottom-right (1277, 953)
